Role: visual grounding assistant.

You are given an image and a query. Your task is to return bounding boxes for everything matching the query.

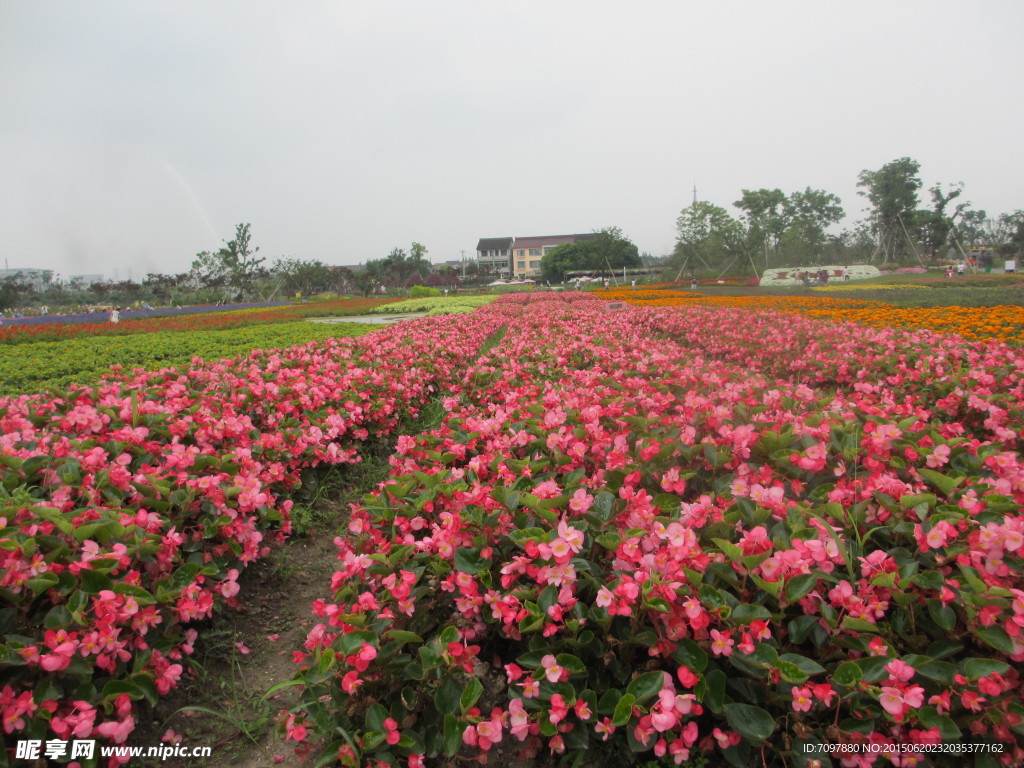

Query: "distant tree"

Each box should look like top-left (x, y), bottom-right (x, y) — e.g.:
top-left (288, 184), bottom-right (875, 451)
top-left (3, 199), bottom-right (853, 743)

top-left (857, 157), bottom-right (922, 263)
top-left (983, 211), bottom-right (1024, 255)
top-left (735, 188), bottom-right (790, 265)
top-left (0, 275), bottom-right (30, 312)
top-left (912, 182), bottom-right (973, 258)
top-left (190, 223), bottom-right (267, 299)
top-left (380, 244), bottom-right (431, 286)
top-left (539, 228), bottom-right (641, 282)
top-left (272, 257), bottom-right (335, 296)
top-left (352, 260), bottom-right (385, 296)
top-left (779, 188), bottom-right (845, 265)
top-left (955, 208), bottom-right (990, 250)
top-left (410, 242), bottom-right (428, 262)
top-left (671, 201), bottom-right (744, 274)
top-left (837, 222), bottom-right (878, 264)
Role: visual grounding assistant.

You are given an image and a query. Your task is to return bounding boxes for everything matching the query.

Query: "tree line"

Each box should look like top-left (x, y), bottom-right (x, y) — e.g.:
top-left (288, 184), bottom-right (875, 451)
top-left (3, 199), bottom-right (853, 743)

top-left (671, 158), bottom-right (1024, 275)
top-left (0, 226), bottom-right (470, 312)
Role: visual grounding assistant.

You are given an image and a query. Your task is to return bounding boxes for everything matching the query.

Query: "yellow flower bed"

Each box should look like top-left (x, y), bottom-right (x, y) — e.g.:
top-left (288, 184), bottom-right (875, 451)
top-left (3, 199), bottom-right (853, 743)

top-left (802, 305), bottom-right (1024, 344)
top-left (594, 288), bottom-right (702, 302)
top-left (608, 291), bottom-right (1024, 345)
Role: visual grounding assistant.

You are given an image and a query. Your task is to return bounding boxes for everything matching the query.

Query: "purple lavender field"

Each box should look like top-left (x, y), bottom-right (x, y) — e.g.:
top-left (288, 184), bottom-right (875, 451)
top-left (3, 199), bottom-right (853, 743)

top-left (1, 301), bottom-right (291, 327)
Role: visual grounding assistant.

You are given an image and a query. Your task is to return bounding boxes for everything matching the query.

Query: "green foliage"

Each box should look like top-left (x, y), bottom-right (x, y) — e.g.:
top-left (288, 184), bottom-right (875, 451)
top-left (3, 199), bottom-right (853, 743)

top-left (540, 228), bottom-right (642, 282)
top-left (858, 158), bottom-right (923, 263)
top-left (671, 202), bottom-right (744, 273)
top-left (409, 285), bottom-right (441, 298)
top-left (0, 321), bottom-right (376, 396)
top-left (272, 257), bottom-right (339, 296)
top-left (367, 296), bottom-right (496, 316)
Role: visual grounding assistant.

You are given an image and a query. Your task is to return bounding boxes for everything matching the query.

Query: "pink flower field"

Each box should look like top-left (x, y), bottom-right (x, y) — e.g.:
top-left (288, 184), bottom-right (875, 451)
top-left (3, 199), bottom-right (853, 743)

top-left (3, 292), bottom-right (1024, 767)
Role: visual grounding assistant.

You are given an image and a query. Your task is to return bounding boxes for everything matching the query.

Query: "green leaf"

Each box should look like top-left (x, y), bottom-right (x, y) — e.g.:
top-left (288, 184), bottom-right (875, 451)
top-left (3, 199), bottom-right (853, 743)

top-left (672, 638), bottom-right (708, 673)
top-left (963, 658), bottom-right (1010, 678)
top-left (911, 571), bottom-right (945, 591)
top-left (730, 603), bottom-right (773, 623)
top-left (913, 659), bottom-right (956, 684)
top-left (976, 626), bottom-right (1015, 655)
top-left (926, 598), bottom-right (957, 631)
top-left (625, 671), bottom-right (664, 704)
top-left (916, 705), bottom-right (962, 740)
top-left (596, 689), bottom-right (622, 715)
top-left (855, 656), bottom-right (891, 682)
top-left (365, 703), bottom-right (387, 733)
top-left (611, 693), bottom-right (636, 727)
top-left (80, 568), bottom-right (113, 593)
top-left (460, 677), bottom-right (483, 714)
top-left (779, 654), bottom-right (826, 677)
top-left (592, 491), bottom-right (616, 521)
top-left (784, 573), bottom-right (818, 602)
top-left (775, 660), bottom-right (807, 684)
top-left (556, 653), bottom-right (587, 677)
top-left (113, 583), bottom-right (156, 605)
top-left (723, 703), bottom-right (775, 745)
top-left (832, 661), bottom-right (862, 688)
top-left (703, 669), bottom-right (726, 713)
top-left (434, 677), bottom-right (461, 716)
top-left (711, 537), bottom-right (743, 564)
top-left (443, 714), bottom-right (463, 756)
top-left (453, 547), bottom-right (487, 575)
top-left (337, 630), bottom-right (377, 656)
top-left (386, 630), bottom-right (424, 645)
top-left (918, 467), bottom-right (964, 498)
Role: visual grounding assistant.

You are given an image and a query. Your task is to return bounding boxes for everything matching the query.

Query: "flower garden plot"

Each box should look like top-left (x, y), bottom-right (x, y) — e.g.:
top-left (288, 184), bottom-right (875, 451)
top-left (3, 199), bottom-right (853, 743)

top-left (0, 298), bottom-right (397, 346)
top-left (0, 321), bottom-right (380, 396)
top-left (0, 312), bottom-right (507, 766)
top-left (287, 298), bottom-right (1024, 767)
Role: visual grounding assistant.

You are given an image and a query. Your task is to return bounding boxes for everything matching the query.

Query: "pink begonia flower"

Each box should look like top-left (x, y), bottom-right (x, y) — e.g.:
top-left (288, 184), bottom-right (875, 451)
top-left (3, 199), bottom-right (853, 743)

top-left (548, 694), bottom-right (569, 724)
top-left (709, 629), bottom-right (734, 657)
top-left (95, 716), bottom-right (135, 744)
top-left (341, 671), bottom-right (362, 694)
top-left (884, 659), bottom-right (916, 683)
top-left (595, 717), bottom-right (616, 741)
top-left (568, 488), bottom-right (594, 513)
top-left (540, 654), bottom-right (567, 683)
top-left (508, 698), bottom-right (531, 741)
top-left (791, 686), bottom-right (813, 712)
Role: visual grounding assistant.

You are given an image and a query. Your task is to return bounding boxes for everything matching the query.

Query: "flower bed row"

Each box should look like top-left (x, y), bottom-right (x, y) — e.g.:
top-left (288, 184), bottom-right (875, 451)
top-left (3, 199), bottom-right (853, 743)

top-left (287, 298), bottom-right (1024, 767)
top-left (0, 311), bottom-right (507, 765)
top-left (0, 298), bottom-right (397, 345)
top-left (635, 306), bottom-right (1024, 452)
top-left (0, 321), bottom-right (380, 396)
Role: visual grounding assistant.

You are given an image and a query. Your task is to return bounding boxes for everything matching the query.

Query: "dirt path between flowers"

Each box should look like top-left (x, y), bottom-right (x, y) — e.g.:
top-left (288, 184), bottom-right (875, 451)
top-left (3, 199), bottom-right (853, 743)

top-left (126, 458), bottom-right (371, 768)
top-left (133, 521), bottom-right (341, 767)
top-left (133, 329), bottom-right (510, 768)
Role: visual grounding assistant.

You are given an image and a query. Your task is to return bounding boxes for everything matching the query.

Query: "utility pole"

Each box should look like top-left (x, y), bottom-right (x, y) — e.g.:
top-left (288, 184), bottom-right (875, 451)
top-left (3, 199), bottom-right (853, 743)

top-left (461, 250), bottom-right (466, 279)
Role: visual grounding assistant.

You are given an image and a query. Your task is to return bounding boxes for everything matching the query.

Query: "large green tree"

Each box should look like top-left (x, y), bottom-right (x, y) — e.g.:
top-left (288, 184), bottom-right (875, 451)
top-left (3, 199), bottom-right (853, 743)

top-left (539, 228), bottom-right (641, 282)
top-left (671, 201), bottom-right (744, 274)
top-left (735, 187), bottom-right (843, 267)
top-left (191, 223), bottom-right (268, 299)
top-left (380, 243), bottom-right (431, 286)
top-left (857, 157), bottom-right (922, 263)
top-left (272, 257), bottom-right (336, 296)
top-left (734, 188), bottom-right (790, 263)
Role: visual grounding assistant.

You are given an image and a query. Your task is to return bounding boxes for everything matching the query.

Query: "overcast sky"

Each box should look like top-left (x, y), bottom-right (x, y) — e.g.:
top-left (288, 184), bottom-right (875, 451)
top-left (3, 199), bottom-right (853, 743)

top-left (1, 1), bottom-right (1021, 280)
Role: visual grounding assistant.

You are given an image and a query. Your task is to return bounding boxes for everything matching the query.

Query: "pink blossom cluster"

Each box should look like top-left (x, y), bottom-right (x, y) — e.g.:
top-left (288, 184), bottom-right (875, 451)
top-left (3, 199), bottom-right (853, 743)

top-left (0, 311), bottom-right (507, 754)
top-left (291, 297), bottom-right (1024, 766)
